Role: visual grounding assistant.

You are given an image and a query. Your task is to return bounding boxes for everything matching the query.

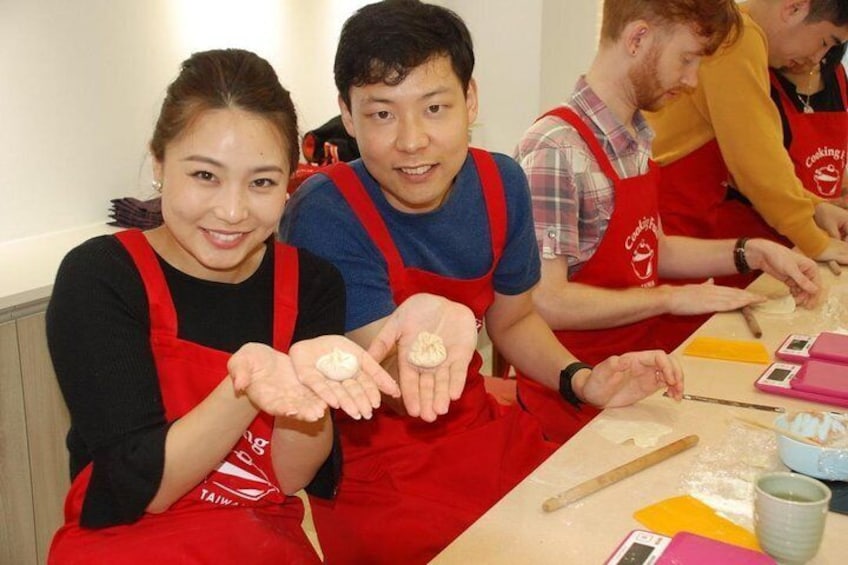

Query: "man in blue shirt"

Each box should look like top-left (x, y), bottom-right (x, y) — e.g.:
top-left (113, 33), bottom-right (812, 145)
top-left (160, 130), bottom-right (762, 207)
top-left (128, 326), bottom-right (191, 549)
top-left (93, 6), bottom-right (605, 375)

top-left (280, 1), bottom-right (684, 562)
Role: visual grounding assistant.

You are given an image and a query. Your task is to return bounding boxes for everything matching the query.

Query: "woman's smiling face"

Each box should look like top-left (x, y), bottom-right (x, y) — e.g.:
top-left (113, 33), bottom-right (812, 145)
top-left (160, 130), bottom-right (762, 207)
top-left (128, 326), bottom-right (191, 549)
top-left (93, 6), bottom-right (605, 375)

top-left (152, 107), bottom-right (290, 283)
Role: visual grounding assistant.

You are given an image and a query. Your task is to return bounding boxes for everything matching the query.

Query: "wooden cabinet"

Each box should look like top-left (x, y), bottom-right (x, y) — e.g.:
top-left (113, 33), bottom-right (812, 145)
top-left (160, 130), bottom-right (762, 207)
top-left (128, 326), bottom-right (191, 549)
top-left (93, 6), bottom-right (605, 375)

top-left (0, 307), bottom-right (70, 565)
top-left (0, 319), bottom-right (37, 564)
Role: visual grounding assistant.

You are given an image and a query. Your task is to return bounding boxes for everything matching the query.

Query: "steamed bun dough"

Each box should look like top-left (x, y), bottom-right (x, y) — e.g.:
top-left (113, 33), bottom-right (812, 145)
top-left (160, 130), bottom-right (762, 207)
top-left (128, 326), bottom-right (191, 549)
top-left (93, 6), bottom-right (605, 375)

top-left (316, 348), bottom-right (360, 381)
top-left (751, 294), bottom-right (796, 315)
top-left (408, 332), bottom-right (447, 369)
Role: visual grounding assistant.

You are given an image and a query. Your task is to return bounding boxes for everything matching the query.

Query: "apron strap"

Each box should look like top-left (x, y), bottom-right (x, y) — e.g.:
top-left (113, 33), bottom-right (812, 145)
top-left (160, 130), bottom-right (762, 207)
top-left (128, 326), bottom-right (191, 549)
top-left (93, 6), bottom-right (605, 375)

top-left (469, 148), bottom-right (508, 263)
top-left (323, 163), bottom-right (407, 291)
top-left (769, 69), bottom-right (801, 115)
top-left (541, 106), bottom-right (622, 182)
top-left (114, 229), bottom-right (178, 337)
top-left (272, 242), bottom-right (299, 351)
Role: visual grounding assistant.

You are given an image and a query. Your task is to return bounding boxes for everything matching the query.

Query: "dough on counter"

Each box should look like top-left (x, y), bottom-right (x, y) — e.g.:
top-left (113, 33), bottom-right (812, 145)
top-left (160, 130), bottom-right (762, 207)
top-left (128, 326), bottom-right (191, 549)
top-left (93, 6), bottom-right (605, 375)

top-left (751, 294), bottom-right (796, 315)
top-left (408, 331), bottom-right (447, 368)
top-left (316, 348), bottom-right (359, 381)
top-left (595, 420), bottom-right (673, 448)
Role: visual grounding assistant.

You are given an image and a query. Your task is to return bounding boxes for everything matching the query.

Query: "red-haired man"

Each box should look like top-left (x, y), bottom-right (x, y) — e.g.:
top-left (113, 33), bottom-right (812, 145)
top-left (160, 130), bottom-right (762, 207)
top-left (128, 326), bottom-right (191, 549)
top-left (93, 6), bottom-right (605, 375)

top-left (515, 0), bottom-right (822, 443)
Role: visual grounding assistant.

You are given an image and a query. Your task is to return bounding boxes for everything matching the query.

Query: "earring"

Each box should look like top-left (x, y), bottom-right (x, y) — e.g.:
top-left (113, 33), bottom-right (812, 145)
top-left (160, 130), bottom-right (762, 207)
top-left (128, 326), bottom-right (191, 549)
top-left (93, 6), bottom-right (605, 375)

top-left (152, 179), bottom-right (162, 191)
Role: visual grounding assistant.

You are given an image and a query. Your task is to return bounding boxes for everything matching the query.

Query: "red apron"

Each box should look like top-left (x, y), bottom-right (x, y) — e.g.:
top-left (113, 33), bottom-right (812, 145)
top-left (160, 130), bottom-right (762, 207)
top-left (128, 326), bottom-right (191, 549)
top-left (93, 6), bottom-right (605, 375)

top-left (49, 229), bottom-right (320, 564)
top-left (770, 68), bottom-right (848, 199)
top-left (657, 139), bottom-right (787, 290)
top-left (657, 121), bottom-right (796, 251)
top-left (517, 107), bottom-right (701, 444)
top-left (308, 149), bottom-right (557, 565)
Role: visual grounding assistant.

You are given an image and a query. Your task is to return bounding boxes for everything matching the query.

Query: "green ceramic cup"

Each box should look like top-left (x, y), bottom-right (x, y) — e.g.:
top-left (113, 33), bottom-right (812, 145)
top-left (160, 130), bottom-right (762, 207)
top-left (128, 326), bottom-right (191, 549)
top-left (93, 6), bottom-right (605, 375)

top-left (754, 472), bottom-right (831, 564)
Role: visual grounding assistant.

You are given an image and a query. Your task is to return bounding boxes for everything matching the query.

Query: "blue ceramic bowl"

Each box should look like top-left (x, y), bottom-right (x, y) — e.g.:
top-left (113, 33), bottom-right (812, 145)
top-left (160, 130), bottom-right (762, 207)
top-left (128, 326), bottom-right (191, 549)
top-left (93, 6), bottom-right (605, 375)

top-left (774, 414), bottom-right (848, 481)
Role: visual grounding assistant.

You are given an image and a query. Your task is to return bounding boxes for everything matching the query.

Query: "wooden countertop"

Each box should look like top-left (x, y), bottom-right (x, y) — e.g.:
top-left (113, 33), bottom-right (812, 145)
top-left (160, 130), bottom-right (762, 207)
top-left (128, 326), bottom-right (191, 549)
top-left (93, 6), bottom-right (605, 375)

top-left (434, 267), bottom-right (848, 564)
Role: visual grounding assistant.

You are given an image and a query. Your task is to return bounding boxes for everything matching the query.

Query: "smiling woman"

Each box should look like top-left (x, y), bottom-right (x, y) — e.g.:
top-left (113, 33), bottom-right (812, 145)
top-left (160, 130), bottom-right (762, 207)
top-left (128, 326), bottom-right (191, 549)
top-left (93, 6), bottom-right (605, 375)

top-left (145, 48), bottom-right (298, 283)
top-left (150, 108), bottom-right (289, 283)
top-left (44, 48), bottom-right (400, 564)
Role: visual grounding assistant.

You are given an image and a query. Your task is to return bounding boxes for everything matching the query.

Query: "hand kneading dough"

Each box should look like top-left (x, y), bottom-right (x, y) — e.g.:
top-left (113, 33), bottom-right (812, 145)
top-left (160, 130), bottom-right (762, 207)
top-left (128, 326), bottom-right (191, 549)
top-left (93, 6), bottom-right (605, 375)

top-left (316, 348), bottom-right (359, 381)
top-left (752, 294), bottom-right (796, 315)
top-left (408, 332), bottom-right (447, 368)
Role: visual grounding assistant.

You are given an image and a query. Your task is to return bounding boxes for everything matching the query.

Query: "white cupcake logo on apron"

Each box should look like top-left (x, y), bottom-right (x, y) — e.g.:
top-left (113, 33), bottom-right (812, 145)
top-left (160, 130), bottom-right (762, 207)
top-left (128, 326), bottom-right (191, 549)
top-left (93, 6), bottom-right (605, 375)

top-left (813, 163), bottom-right (841, 196)
top-left (805, 146), bottom-right (846, 196)
top-left (625, 216), bottom-right (659, 281)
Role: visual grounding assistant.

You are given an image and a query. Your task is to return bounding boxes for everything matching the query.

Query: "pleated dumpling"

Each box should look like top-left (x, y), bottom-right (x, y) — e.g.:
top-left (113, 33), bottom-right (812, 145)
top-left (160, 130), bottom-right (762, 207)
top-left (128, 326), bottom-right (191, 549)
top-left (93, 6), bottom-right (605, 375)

top-left (316, 348), bottom-right (360, 381)
top-left (408, 332), bottom-right (447, 368)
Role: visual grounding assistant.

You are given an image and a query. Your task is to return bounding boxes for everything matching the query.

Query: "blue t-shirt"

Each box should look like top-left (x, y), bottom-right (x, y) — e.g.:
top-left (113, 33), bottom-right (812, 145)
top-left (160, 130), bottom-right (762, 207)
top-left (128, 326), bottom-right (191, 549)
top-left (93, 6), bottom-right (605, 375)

top-left (279, 151), bottom-right (540, 331)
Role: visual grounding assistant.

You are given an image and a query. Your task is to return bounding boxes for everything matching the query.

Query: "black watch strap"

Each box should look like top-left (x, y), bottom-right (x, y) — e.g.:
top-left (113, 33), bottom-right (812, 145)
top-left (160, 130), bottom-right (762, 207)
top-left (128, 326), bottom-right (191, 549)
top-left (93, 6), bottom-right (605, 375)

top-left (559, 362), bottom-right (592, 408)
top-left (734, 237), bottom-right (751, 274)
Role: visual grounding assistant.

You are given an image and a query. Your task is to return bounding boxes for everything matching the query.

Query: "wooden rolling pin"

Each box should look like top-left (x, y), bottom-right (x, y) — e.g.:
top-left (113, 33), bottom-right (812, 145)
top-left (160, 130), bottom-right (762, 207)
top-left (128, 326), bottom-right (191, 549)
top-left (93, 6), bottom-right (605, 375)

top-left (542, 435), bottom-right (699, 513)
top-left (741, 306), bottom-right (762, 339)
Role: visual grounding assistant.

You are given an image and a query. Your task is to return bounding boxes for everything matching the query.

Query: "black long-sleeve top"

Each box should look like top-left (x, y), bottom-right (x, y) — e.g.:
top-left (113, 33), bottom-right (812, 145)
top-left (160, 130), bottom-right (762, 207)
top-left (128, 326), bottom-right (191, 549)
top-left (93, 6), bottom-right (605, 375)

top-left (46, 235), bottom-right (344, 528)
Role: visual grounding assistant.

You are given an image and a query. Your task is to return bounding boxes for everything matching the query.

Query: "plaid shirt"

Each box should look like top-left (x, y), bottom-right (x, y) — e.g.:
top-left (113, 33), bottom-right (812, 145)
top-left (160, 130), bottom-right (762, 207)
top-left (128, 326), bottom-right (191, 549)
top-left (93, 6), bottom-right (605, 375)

top-left (514, 77), bottom-right (654, 276)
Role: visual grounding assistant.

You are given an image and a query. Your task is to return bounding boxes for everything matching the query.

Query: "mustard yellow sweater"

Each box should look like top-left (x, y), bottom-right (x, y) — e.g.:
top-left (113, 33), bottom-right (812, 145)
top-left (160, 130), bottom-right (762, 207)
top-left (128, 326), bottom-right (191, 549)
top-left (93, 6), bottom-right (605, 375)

top-left (646, 10), bottom-right (828, 257)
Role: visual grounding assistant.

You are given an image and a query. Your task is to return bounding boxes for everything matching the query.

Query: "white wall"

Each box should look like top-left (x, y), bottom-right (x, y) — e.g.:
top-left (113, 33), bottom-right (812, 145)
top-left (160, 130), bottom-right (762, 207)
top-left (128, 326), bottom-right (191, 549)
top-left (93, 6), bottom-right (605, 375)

top-left (441, 0), bottom-right (601, 154)
top-left (0, 0), bottom-right (174, 243)
top-left (0, 0), bottom-right (598, 245)
top-left (0, 0), bottom-right (369, 244)
top-left (439, 0), bottom-right (544, 155)
top-left (539, 1), bottom-right (602, 112)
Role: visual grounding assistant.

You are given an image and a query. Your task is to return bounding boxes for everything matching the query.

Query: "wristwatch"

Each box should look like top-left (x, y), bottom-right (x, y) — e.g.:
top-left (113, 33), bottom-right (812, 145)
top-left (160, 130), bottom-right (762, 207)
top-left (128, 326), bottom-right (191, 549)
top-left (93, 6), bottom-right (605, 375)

top-left (734, 237), bottom-right (751, 274)
top-left (559, 362), bottom-right (592, 408)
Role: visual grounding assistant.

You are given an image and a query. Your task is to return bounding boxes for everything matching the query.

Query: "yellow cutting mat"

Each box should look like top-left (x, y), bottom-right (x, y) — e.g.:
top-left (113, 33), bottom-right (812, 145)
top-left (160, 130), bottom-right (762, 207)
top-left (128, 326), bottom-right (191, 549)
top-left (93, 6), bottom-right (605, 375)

top-left (682, 337), bottom-right (771, 364)
top-left (634, 495), bottom-right (760, 550)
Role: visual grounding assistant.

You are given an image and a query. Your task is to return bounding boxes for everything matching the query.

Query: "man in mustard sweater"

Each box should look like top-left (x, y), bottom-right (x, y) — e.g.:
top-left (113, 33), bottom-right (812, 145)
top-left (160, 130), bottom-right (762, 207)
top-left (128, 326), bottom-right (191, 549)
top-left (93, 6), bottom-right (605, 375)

top-left (647, 0), bottom-right (848, 264)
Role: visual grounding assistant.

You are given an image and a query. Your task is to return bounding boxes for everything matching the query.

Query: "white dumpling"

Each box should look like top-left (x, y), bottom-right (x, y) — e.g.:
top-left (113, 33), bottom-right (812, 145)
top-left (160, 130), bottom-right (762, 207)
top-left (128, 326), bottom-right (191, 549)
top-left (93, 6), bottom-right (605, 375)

top-left (407, 331), bottom-right (447, 368)
top-left (316, 348), bottom-right (359, 381)
top-left (752, 294), bottom-right (796, 314)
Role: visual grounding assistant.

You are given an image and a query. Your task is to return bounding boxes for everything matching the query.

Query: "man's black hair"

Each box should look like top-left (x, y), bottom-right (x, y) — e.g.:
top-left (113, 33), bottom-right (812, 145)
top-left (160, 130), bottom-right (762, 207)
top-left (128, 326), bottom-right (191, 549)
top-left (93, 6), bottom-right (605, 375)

top-left (334, 0), bottom-right (475, 108)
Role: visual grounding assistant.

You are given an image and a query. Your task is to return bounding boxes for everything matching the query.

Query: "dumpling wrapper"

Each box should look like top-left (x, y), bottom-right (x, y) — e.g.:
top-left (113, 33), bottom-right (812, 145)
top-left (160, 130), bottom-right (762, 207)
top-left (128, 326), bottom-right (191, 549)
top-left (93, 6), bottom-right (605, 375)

top-left (594, 420), bottom-right (673, 448)
top-left (408, 331), bottom-right (447, 369)
top-left (752, 294), bottom-right (796, 315)
top-left (316, 348), bottom-right (359, 381)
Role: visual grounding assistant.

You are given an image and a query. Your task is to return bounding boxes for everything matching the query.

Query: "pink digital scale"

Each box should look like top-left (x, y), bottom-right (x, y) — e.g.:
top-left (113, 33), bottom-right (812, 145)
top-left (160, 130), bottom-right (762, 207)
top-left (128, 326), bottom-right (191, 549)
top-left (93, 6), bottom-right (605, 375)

top-left (755, 359), bottom-right (848, 408)
top-left (776, 332), bottom-right (848, 364)
top-left (605, 530), bottom-right (775, 564)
